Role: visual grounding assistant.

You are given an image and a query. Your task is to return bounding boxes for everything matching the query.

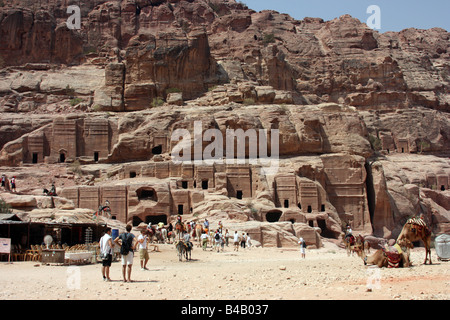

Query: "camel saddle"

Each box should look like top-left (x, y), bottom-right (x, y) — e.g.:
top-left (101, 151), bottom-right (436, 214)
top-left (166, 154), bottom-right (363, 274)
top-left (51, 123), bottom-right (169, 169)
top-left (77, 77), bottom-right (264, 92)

top-left (383, 244), bottom-right (403, 268)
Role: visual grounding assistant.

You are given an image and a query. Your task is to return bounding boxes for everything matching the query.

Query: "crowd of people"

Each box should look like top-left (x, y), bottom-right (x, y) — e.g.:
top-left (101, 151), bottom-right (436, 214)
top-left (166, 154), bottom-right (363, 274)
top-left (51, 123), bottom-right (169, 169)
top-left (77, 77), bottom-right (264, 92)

top-left (99, 216), bottom-right (308, 283)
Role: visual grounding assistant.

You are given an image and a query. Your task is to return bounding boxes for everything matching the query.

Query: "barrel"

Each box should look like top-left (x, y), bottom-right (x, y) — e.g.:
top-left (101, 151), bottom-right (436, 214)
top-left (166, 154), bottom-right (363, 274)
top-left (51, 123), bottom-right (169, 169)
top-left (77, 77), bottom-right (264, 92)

top-left (112, 229), bottom-right (119, 240)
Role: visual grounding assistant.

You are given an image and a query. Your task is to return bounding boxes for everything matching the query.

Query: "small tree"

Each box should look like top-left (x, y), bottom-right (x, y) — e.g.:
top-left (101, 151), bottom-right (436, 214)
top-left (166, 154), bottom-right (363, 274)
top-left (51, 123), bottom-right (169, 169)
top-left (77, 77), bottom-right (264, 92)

top-left (0, 199), bottom-right (12, 214)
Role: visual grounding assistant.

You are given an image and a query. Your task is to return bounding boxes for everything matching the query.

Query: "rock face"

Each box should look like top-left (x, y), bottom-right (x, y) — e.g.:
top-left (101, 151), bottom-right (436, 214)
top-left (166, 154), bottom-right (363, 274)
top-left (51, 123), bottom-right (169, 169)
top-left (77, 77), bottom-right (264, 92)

top-left (0, 0), bottom-right (449, 247)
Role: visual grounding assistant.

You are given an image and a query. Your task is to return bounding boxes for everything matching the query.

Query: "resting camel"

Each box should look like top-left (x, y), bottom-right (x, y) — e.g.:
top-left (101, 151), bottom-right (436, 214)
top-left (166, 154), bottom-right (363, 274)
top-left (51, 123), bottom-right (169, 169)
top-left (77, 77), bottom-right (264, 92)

top-left (362, 243), bottom-right (411, 268)
top-left (397, 216), bottom-right (432, 265)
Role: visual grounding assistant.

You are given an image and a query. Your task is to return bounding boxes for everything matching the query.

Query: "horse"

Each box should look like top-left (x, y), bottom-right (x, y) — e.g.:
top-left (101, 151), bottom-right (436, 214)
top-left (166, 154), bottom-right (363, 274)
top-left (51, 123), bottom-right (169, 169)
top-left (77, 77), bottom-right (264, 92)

top-left (175, 240), bottom-right (191, 261)
top-left (342, 233), bottom-right (359, 256)
top-left (397, 216), bottom-right (432, 264)
top-left (355, 234), bottom-right (370, 254)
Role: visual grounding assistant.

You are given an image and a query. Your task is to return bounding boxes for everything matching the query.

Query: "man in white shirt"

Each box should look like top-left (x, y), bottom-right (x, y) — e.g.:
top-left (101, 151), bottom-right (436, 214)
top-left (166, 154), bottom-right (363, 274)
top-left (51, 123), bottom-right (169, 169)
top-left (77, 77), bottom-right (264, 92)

top-left (99, 227), bottom-right (114, 281)
top-left (137, 230), bottom-right (149, 270)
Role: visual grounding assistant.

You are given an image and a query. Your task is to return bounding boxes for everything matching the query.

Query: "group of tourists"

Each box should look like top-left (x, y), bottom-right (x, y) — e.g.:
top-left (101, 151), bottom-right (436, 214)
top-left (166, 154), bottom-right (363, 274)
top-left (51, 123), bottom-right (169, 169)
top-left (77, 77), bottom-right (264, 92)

top-left (1, 174), bottom-right (16, 192)
top-left (99, 224), bottom-right (140, 283)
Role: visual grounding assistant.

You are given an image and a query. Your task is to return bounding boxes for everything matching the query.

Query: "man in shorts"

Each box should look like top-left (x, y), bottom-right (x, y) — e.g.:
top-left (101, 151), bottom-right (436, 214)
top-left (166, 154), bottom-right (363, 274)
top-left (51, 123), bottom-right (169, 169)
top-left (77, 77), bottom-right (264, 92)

top-left (137, 229), bottom-right (149, 270)
top-left (99, 227), bottom-right (114, 281)
top-left (114, 224), bottom-right (136, 282)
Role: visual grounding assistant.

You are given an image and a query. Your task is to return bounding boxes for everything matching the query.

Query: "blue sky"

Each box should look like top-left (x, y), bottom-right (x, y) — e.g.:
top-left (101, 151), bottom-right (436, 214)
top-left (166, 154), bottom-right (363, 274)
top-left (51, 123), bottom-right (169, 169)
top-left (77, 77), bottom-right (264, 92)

top-left (242, 0), bottom-right (450, 33)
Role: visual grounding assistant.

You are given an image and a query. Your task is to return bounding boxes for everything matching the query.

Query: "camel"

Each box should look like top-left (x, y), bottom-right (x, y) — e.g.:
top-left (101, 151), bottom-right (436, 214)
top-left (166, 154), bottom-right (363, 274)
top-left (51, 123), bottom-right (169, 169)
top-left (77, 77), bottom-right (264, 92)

top-left (397, 216), bottom-right (432, 265)
top-left (194, 224), bottom-right (203, 247)
top-left (362, 243), bottom-right (411, 268)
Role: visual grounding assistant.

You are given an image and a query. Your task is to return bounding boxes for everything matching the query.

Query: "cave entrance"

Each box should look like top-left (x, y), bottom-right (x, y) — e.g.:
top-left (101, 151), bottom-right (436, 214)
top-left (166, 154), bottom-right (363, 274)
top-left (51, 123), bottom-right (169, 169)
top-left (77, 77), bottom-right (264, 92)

top-left (59, 153), bottom-right (66, 163)
top-left (136, 188), bottom-right (157, 201)
top-left (266, 210), bottom-right (282, 223)
top-left (152, 145), bottom-right (162, 155)
top-left (317, 219), bottom-right (334, 238)
top-left (236, 190), bottom-right (243, 200)
top-left (145, 215), bottom-right (167, 226)
top-left (132, 216), bottom-right (143, 227)
top-left (32, 153), bottom-right (38, 164)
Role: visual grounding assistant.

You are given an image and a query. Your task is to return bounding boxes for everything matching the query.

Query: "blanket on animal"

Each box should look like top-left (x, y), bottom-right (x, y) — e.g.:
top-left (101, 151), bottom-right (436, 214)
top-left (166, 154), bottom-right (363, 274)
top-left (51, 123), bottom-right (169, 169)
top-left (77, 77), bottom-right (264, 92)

top-left (383, 244), bottom-right (403, 268)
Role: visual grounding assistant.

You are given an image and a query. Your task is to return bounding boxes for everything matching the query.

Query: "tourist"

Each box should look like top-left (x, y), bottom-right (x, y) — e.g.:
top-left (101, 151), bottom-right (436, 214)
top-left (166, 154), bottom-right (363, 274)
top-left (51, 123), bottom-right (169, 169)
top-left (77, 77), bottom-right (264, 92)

top-left (203, 219), bottom-right (209, 233)
top-left (246, 233), bottom-right (252, 249)
top-left (200, 230), bottom-right (209, 251)
top-left (99, 227), bottom-right (114, 281)
top-left (201, 230), bottom-right (209, 251)
top-left (224, 229), bottom-right (229, 247)
top-left (137, 229), bottom-right (149, 270)
top-left (1, 174), bottom-right (6, 190)
top-left (298, 237), bottom-right (306, 259)
top-left (10, 176), bottom-right (16, 192)
top-left (114, 224), bottom-right (136, 282)
top-left (214, 229), bottom-right (223, 252)
top-left (233, 231), bottom-right (240, 251)
top-left (240, 232), bottom-right (247, 249)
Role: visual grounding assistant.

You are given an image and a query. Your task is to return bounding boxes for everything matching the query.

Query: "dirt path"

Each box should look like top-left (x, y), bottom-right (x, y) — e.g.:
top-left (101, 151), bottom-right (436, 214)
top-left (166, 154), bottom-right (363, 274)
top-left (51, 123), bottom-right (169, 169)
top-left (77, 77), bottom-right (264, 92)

top-left (0, 242), bottom-right (448, 300)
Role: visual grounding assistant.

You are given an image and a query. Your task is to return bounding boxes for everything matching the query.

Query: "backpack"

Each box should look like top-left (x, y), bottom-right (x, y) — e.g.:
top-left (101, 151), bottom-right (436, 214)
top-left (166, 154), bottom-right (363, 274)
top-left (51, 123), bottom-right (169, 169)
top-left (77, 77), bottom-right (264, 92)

top-left (120, 233), bottom-right (133, 255)
top-left (302, 240), bottom-right (306, 248)
top-left (215, 233), bottom-right (220, 240)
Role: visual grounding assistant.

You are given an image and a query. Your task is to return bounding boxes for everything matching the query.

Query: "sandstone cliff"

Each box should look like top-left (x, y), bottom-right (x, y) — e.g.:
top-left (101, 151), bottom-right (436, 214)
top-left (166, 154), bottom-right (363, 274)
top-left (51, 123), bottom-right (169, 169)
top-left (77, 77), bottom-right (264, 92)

top-left (0, 0), bottom-right (449, 246)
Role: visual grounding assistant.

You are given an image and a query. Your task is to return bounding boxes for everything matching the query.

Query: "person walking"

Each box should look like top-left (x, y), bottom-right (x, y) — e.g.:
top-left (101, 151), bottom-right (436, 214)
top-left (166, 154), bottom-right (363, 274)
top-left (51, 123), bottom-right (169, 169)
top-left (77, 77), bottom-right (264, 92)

top-left (246, 233), bottom-right (252, 249)
top-left (10, 176), bottom-right (16, 192)
top-left (99, 227), bottom-right (114, 281)
top-left (240, 232), bottom-right (246, 249)
top-left (137, 229), bottom-right (149, 270)
top-left (224, 229), bottom-right (229, 247)
top-left (201, 230), bottom-right (209, 251)
top-left (114, 224), bottom-right (136, 282)
top-left (298, 237), bottom-right (306, 259)
top-left (233, 231), bottom-right (240, 251)
top-left (1, 174), bottom-right (6, 190)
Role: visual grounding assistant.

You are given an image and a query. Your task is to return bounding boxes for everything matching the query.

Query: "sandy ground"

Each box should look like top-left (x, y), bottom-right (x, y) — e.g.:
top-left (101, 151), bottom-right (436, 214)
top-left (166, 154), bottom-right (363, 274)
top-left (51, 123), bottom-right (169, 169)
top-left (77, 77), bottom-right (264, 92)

top-left (0, 241), bottom-right (448, 301)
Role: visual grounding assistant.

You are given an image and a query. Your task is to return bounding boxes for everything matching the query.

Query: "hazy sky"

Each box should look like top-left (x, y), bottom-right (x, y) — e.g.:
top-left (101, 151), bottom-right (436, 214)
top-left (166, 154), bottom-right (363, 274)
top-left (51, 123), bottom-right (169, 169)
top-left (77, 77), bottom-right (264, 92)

top-left (242, 0), bottom-right (450, 33)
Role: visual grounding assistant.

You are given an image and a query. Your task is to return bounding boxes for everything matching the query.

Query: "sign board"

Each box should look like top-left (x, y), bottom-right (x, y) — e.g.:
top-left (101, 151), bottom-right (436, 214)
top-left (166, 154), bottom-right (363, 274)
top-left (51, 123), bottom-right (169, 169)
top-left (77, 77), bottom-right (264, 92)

top-left (0, 238), bottom-right (11, 254)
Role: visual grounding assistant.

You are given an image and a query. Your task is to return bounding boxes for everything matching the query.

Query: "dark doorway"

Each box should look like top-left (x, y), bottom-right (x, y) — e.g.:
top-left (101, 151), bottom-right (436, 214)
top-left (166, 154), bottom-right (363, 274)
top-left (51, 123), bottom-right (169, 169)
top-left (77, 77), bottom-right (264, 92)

top-left (146, 215), bottom-right (167, 225)
top-left (59, 153), bottom-right (65, 163)
top-left (441, 185), bottom-right (446, 191)
top-left (129, 171), bottom-right (137, 178)
top-left (132, 216), bottom-right (143, 227)
top-left (32, 153), bottom-right (38, 164)
top-left (317, 219), bottom-right (335, 238)
top-left (137, 188), bottom-right (157, 201)
top-left (307, 205), bottom-right (312, 213)
top-left (236, 190), bottom-right (243, 200)
top-left (152, 145), bottom-right (162, 155)
top-left (298, 203), bottom-right (301, 209)
top-left (178, 205), bottom-right (184, 215)
top-left (284, 199), bottom-right (289, 208)
top-left (94, 152), bottom-right (99, 162)
top-left (202, 180), bottom-right (208, 190)
top-left (308, 220), bottom-right (314, 227)
top-left (321, 204), bottom-right (325, 212)
top-left (266, 210), bottom-right (282, 222)
top-left (182, 181), bottom-right (188, 189)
